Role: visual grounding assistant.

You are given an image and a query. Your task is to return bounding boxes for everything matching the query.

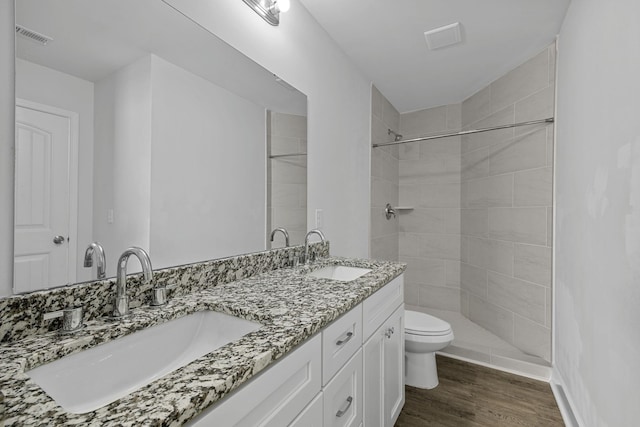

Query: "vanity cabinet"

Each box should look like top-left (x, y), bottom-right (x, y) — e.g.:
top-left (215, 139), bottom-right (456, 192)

top-left (188, 274), bottom-right (404, 427)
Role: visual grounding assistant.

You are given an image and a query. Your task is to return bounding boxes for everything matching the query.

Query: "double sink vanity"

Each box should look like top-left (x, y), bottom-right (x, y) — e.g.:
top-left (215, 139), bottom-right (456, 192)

top-left (0, 244), bottom-right (406, 426)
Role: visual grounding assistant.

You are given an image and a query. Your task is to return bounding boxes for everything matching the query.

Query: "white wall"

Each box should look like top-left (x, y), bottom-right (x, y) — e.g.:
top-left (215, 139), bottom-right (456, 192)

top-left (0, 1), bottom-right (14, 296)
top-left (94, 54), bottom-right (267, 274)
top-left (555, 0), bottom-right (640, 425)
top-left (165, 0), bottom-right (372, 258)
top-left (15, 59), bottom-right (95, 283)
top-left (149, 55), bottom-right (266, 267)
top-left (94, 56), bottom-right (153, 276)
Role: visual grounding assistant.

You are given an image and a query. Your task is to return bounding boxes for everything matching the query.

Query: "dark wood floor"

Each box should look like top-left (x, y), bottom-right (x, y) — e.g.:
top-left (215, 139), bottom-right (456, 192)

top-left (395, 355), bottom-right (564, 427)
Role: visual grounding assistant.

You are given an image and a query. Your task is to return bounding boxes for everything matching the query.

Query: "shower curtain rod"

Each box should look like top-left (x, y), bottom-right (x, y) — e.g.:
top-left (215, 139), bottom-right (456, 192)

top-left (372, 117), bottom-right (554, 148)
top-left (269, 152), bottom-right (307, 159)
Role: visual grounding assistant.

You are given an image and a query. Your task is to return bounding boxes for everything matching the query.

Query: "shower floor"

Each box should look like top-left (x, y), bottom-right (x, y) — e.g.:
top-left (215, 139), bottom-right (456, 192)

top-left (406, 305), bottom-right (551, 381)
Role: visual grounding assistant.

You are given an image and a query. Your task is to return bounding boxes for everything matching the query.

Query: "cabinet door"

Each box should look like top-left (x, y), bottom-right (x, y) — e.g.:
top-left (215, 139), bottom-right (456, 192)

top-left (323, 304), bottom-right (362, 385)
top-left (384, 307), bottom-right (405, 426)
top-left (362, 275), bottom-right (403, 341)
top-left (290, 393), bottom-right (323, 427)
top-left (363, 305), bottom-right (405, 427)
top-left (323, 349), bottom-right (362, 427)
top-left (363, 323), bottom-right (384, 426)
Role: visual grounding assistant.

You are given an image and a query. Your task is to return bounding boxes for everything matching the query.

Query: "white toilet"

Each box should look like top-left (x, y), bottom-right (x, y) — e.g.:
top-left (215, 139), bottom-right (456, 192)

top-left (404, 310), bottom-right (454, 389)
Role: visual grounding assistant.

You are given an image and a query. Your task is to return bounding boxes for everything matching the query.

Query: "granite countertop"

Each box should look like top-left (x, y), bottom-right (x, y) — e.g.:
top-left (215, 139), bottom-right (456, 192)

top-left (0, 256), bottom-right (405, 426)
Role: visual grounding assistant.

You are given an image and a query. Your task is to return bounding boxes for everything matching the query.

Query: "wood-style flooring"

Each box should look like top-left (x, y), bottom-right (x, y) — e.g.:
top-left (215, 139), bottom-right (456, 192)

top-left (395, 355), bottom-right (564, 427)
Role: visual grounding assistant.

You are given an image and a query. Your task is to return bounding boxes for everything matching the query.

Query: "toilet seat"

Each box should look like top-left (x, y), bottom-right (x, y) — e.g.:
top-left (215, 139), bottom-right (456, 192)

top-left (405, 311), bottom-right (452, 337)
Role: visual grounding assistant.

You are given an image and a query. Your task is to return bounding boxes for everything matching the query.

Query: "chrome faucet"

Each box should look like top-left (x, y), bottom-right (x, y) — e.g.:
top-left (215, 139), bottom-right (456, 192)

top-left (113, 247), bottom-right (153, 318)
top-left (304, 229), bottom-right (326, 264)
top-left (83, 242), bottom-right (106, 279)
top-left (270, 227), bottom-right (290, 247)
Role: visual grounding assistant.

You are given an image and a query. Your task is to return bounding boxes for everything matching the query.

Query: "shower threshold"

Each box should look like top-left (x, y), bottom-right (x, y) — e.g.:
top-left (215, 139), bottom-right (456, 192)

top-left (406, 305), bottom-right (551, 381)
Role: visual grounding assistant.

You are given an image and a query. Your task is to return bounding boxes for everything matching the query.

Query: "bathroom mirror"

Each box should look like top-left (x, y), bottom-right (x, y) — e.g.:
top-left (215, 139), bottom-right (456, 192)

top-left (12, 0), bottom-right (307, 293)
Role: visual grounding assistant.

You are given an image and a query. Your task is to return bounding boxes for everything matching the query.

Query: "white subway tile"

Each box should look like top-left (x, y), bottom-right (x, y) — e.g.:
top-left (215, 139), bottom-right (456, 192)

top-left (513, 315), bottom-right (551, 361)
top-left (491, 49), bottom-right (549, 113)
top-left (460, 262), bottom-right (488, 298)
top-left (487, 271), bottom-right (546, 324)
top-left (421, 182), bottom-right (461, 208)
top-left (398, 208), bottom-right (446, 233)
top-left (514, 167), bottom-right (552, 207)
top-left (400, 105), bottom-right (447, 137)
top-left (488, 207), bottom-right (547, 245)
top-left (418, 284), bottom-right (461, 311)
top-left (446, 103), bottom-right (462, 130)
top-left (514, 86), bottom-right (555, 127)
top-left (461, 208), bottom-right (488, 237)
top-left (445, 260), bottom-right (461, 288)
top-left (371, 85), bottom-right (384, 119)
top-left (468, 294), bottom-right (515, 343)
top-left (400, 256), bottom-right (446, 286)
top-left (462, 148), bottom-right (490, 180)
top-left (399, 232), bottom-right (420, 258)
top-left (514, 243), bottom-right (551, 286)
top-left (462, 106), bottom-right (515, 153)
top-left (489, 128), bottom-right (547, 175)
top-left (466, 237), bottom-right (514, 276)
top-left (462, 85), bottom-right (492, 127)
top-left (419, 234), bottom-right (461, 260)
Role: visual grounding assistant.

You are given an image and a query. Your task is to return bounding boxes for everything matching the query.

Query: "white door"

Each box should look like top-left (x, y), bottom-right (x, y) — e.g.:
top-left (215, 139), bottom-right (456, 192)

top-left (14, 103), bottom-right (75, 292)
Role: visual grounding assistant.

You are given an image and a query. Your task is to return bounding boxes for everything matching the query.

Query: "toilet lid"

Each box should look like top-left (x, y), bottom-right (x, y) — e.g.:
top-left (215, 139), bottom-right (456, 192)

top-left (405, 311), bottom-right (452, 336)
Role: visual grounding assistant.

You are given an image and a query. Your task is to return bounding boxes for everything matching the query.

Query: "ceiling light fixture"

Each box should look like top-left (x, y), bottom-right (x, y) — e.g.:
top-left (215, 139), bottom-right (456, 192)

top-left (242, 0), bottom-right (290, 26)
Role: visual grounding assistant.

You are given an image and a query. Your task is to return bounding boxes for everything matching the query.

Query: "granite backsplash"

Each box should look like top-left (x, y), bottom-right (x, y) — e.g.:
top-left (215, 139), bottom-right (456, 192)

top-left (0, 242), bottom-right (329, 344)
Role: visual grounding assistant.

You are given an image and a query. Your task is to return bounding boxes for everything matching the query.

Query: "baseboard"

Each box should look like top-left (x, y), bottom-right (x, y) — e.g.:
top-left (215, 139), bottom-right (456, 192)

top-left (437, 351), bottom-right (551, 382)
top-left (550, 368), bottom-right (583, 427)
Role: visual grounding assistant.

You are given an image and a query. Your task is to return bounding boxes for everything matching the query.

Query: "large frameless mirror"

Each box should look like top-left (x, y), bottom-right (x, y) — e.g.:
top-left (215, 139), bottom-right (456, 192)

top-left (12, 0), bottom-right (306, 293)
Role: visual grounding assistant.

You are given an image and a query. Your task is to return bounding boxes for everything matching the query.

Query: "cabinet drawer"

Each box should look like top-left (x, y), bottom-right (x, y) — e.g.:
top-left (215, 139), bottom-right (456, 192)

top-left (189, 334), bottom-right (321, 427)
top-left (322, 304), bottom-right (362, 385)
top-left (290, 393), bottom-right (323, 426)
top-left (362, 274), bottom-right (403, 341)
top-left (323, 349), bottom-right (363, 427)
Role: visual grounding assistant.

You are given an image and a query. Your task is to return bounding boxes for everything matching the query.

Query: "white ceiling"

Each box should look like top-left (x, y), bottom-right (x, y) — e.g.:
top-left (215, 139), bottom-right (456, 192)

top-left (300, 0), bottom-right (571, 113)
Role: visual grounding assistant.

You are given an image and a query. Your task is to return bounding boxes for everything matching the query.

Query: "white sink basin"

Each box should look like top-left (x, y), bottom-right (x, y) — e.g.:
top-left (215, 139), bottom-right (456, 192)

top-left (307, 265), bottom-right (372, 281)
top-left (27, 311), bottom-right (261, 414)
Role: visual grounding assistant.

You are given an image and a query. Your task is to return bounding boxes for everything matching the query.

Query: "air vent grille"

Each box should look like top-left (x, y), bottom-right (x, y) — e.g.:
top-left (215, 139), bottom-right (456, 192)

top-left (16, 25), bottom-right (53, 45)
top-left (424, 22), bottom-right (462, 51)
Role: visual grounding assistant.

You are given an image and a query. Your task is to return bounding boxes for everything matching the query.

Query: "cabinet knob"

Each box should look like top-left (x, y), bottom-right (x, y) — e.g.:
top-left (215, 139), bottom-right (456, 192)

top-left (335, 396), bottom-right (353, 418)
top-left (336, 331), bottom-right (353, 346)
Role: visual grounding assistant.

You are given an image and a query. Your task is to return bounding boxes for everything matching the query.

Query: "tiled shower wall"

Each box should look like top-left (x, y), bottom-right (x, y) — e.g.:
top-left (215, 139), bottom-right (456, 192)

top-left (372, 45), bottom-right (555, 362)
top-left (460, 45), bottom-right (555, 361)
top-left (397, 105), bottom-right (462, 309)
top-left (267, 111), bottom-right (307, 248)
top-left (370, 85), bottom-right (400, 261)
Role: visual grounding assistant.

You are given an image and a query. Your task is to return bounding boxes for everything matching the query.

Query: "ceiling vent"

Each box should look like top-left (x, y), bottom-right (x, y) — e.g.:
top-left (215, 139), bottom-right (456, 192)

top-left (424, 22), bottom-right (462, 50)
top-left (16, 25), bottom-right (53, 46)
